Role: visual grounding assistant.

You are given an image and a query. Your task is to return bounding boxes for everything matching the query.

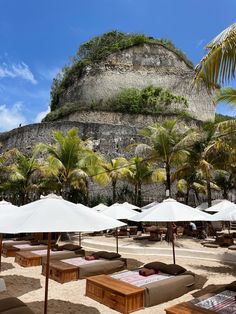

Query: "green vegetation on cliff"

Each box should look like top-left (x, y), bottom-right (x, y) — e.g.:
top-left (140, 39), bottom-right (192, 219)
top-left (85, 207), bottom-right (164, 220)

top-left (50, 31), bottom-right (194, 111)
top-left (44, 85), bottom-right (189, 122)
top-left (215, 113), bottom-right (235, 123)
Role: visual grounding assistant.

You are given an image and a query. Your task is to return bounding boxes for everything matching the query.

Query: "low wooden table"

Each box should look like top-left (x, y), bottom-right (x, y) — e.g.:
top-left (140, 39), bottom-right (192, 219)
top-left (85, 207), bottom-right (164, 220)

top-left (86, 274), bottom-right (144, 314)
top-left (15, 251), bottom-right (42, 267)
top-left (42, 260), bottom-right (79, 284)
top-left (165, 301), bottom-right (216, 314)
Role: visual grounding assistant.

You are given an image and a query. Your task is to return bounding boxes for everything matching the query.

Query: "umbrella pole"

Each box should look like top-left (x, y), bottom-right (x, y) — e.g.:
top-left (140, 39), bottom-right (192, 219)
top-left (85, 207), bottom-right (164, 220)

top-left (79, 232), bottom-right (81, 247)
top-left (116, 228), bottom-right (118, 254)
top-left (44, 232), bottom-right (51, 314)
top-left (0, 234), bottom-right (2, 272)
top-left (172, 238), bottom-right (176, 264)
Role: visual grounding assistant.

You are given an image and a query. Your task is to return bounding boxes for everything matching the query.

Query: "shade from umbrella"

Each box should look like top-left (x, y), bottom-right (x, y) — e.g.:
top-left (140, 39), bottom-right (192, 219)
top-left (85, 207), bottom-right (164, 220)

top-left (211, 206), bottom-right (236, 221)
top-left (131, 198), bottom-right (211, 264)
top-left (0, 194), bottom-right (125, 314)
top-left (203, 200), bottom-right (236, 213)
top-left (102, 203), bottom-right (138, 220)
top-left (92, 203), bottom-right (109, 212)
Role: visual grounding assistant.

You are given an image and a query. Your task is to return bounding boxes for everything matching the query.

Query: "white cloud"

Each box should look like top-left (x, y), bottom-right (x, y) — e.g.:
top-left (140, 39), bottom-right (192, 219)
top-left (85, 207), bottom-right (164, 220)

top-left (34, 106), bottom-right (50, 123)
top-left (0, 62), bottom-right (37, 84)
top-left (0, 102), bottom-right (27, 132)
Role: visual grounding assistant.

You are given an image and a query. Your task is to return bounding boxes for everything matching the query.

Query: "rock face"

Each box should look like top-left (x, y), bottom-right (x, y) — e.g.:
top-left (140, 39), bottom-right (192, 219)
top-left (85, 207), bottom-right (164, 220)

top-left (57, 43), bottom-right (215, 121)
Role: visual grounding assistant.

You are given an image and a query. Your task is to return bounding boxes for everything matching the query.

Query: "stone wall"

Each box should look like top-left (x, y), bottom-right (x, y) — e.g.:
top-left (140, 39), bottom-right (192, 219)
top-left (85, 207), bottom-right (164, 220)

top-left (57, 43), bottom-right (216, 121)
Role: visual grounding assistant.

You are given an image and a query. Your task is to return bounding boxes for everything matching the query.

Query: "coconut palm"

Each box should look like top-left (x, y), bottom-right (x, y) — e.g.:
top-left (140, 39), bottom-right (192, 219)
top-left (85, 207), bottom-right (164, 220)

top-left (125, 156), bottom-right (164, 206)
top-left (37, 128), bottom-right (107, 202)
top-left (102, 158), bottom-right (128, 203)
top-left (195, 23), bottom-right (236, 88)
top-left (137, 119), bottom-right (195, 197)
top-left (6, 150), bottom-right (41, 205)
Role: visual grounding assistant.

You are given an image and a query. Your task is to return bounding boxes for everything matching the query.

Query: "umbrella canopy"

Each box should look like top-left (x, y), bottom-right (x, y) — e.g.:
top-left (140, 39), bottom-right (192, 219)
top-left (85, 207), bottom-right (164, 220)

top-left (102, 203), bottom-right (138, 220)
top-left (122, 202), bottom-right (140, 210)
top-left (141, 201), bottom-right (159, 211)
top-left (12, 194), bottom-right (125, 233)
top-left (132, 198), bottom-right (211, 222)
top-left (196, 199), bottom-right (223, 211)
top-left (204, 200), bottom-right (236, 213)
top-left (92, 203), bottom-right (109, 212)
top-left (0, 200), bottom-right (19, 215)
top-left (211, 206), bottom-right (236, 221)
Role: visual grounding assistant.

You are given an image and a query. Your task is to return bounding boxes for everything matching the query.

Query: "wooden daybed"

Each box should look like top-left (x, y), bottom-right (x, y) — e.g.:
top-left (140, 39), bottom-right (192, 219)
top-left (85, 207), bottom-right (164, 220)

top-left (2, 243), bottom-right (48, 258)
top-left (15, 247), bottom-right (85, 267)
top-left (86, 262), bottom-right (196, 313)
top-left (42, 253), bottom-right (126, 283)
top-left (165, 281), bottom-right (236, 313)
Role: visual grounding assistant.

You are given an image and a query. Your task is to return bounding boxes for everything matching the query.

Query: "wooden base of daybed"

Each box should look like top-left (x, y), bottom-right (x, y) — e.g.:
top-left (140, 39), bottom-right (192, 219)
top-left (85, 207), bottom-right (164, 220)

top-left (42, 260), bottom-right (79, 284)
top-left (165, 301), bottom-right (215, 314)
top-left (86, 274), bottom-right (145, 314)
top-left (15, 252), bottom-right (42, 267)
top-left (2, 247), bottom-right (19, 258)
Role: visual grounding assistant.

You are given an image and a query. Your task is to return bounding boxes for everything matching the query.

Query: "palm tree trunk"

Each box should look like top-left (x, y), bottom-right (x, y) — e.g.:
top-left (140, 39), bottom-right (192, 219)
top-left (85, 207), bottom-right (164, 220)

top-left (134, 184), bottom-right (138, 205)
top-left (206, 178), bottom-right (212, 207)
top-left (185, 185), bottom-right (190, 205)
top-left (137, 183), bottom-right (142, 207)
top-left (223, 188), bottom-right (228, 200)
top-left (165, 163), bottom-right (171, 197)
top-left (112, 180), bottom-right (116, 203)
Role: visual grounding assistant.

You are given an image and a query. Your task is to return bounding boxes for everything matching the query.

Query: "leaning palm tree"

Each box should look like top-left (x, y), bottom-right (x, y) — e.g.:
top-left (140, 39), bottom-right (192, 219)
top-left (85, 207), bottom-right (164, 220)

top-left (137, 119), bottom-right (195, 197)
top-left (195, 22), bottom-right (236, 88)
top-left (102, 158), bottom-right (128, 203)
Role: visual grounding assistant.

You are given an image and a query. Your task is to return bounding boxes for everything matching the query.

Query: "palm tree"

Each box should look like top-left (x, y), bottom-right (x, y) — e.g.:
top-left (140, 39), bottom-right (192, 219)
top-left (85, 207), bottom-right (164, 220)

top-left (195, 23), bottom-right (236, 88)
top-left (6, 150), bottom-right (41, 204)
top-left (137, 119), bottom-right (195, 197)
top-left (125, 156), bottom-right (163, 206)
top-left (102, 158), bottom-right (128, 203)
top-left (37, 128), bottom-right (107, 202)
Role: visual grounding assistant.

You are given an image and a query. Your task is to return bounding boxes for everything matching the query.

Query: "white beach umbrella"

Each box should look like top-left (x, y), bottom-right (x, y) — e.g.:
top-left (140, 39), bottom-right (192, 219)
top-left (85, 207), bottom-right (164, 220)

top-left (122, 202), bottom-right (140, 210)
top-left (92, 203), bottom-right (109, 212)
top-left (196, 199), bottom-right (223, 211)
top-left (0, 194), bottom-right (125, 314)
top-left (211, 206), bottom-right (236, 221)
top-left (131, 198), bottom-right (211, 263)
top-left (141, 201), bottom-right (159, 211)
top-left (204, 200), bottom-right (235, 213)
top-left (102, 203), bottom-right (138, 220)
top-left (102, 203), bottom-right (139, 254)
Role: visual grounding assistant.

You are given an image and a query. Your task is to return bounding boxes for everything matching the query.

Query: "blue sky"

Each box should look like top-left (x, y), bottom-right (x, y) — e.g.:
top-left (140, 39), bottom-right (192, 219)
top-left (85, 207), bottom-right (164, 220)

top-left (0, 0), bottom-right (235, 131)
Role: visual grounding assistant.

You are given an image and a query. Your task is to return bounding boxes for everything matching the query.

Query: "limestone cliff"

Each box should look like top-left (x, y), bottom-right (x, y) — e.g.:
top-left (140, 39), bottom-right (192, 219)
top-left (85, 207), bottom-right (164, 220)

top-left (54, 43), bottom-right (215, 122)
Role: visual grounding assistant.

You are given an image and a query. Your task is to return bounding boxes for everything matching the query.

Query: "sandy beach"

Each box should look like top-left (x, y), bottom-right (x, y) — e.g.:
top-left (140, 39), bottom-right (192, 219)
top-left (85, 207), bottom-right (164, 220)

top-left (0, 236), bottom-right (235, 314)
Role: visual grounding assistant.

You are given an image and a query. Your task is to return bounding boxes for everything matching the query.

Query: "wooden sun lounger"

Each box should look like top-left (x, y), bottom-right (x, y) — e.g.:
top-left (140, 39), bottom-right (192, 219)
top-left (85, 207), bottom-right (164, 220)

top-left (2, 244), bottom-right (48, 257)
top-left (15, 249), bottom-right (84, 267)
top-left (42, 257), bottom-right (126, 284)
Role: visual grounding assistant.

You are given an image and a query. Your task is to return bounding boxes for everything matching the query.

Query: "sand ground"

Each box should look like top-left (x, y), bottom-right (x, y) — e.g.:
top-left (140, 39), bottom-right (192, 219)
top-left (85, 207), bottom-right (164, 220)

top-left (0, 236), bottom-right (235, 314)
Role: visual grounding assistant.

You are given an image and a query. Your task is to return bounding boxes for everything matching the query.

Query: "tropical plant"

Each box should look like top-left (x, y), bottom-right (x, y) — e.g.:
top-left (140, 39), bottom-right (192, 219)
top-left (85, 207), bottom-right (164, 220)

top-left (6, 150), bottom-right (41, 205)
top-left (195, 22), bottom-right (236, 88)
top-left (125, 156), bottom-right (164, 206)
top-left (36, 128), bottom-right (104, 201)
top-left (137, 119), bottom-right (195, 197)
top-left (102, 157), bottom-right (128, 203)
